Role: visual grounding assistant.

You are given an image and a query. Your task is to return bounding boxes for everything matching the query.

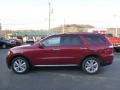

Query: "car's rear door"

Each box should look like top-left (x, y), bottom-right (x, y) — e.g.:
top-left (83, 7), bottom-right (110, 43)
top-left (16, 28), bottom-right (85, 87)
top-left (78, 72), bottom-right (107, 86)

top-left (58, 35), bottom-right (86, 64)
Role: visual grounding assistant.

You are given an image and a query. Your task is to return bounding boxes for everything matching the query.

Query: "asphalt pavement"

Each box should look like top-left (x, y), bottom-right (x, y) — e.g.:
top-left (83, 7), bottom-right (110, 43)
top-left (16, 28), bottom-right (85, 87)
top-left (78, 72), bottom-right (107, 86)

top-left (0, 49), bottom-right (120, 90)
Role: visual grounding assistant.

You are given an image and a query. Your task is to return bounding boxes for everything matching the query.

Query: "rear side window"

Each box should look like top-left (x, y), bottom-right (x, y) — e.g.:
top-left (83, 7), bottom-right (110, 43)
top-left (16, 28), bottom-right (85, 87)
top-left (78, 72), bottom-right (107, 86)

top-left (61, 36), bottom-right (83, 46)
top-left (85, 35), bottom-right (105, 44)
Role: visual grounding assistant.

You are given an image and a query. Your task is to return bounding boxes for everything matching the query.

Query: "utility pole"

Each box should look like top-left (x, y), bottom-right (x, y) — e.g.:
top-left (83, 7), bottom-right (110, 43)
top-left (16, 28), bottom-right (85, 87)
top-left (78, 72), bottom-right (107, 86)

top-left (48, 2), bottom-right (51, 31)
top-left (114, 14), bottom-right (119, 37)
top-left (0, 23), bottom-right (1, 35)
top-left (115, 27), bottom-right (118, 37)
top-left (62, 18), bottom-right (65, 33)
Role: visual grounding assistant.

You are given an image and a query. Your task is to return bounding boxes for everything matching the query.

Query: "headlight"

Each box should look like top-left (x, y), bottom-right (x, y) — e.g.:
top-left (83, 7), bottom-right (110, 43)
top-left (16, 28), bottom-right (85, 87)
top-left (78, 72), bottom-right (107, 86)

top-left (7, 50), bottom-right (12, 56)
top-left (7, 51), bottom-right (10, 55)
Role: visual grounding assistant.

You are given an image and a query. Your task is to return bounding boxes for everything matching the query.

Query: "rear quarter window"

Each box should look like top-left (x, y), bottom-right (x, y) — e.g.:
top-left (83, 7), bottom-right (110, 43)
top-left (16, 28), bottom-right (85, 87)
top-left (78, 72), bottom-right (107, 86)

top-left (85, 35), bottom-right (106, 44)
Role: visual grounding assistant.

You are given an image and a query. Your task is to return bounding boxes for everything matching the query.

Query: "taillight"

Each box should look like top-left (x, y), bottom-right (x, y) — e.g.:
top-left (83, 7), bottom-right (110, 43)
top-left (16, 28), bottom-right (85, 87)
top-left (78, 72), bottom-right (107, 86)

top-left (107, 45), bottom-right (114, 54)
top-left (108, 45), bottom-right (114, 48)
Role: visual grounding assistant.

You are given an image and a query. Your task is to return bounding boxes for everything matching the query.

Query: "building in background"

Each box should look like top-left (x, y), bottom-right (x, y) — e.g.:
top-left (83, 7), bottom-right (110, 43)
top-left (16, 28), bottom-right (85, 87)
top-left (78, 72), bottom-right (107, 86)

top-left (88, 28), bottom-right (108, 34)
top-left (88, 28), bottom-right (120, 37)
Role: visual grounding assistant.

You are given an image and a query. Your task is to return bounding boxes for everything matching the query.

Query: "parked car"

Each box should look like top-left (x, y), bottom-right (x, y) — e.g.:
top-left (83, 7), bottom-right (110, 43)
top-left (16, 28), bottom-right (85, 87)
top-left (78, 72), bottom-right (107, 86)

top-left (26, 39), bottom-right (35, 45)
top-left (0, 38), bottom-right (22, 49)
top-left (6, 33), bottom-right (114, 74)
top-left (0, 38), bottom-right (12, 49)
top-left (9, 39), bottom-right (23, 46)
top-left (103, 33), bottom-right (120, 51)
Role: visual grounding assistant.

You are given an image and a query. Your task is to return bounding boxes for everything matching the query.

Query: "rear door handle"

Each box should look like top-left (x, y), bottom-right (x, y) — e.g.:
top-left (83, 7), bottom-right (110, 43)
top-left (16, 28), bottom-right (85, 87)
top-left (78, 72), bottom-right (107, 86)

top-left (52, 49), bottom-right (60, 50)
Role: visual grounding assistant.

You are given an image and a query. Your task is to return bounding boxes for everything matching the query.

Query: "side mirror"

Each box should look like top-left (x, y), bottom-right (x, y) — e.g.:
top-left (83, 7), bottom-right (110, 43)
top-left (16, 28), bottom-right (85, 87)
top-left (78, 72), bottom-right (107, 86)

top-left (39, 43), bottom-right (45, 48)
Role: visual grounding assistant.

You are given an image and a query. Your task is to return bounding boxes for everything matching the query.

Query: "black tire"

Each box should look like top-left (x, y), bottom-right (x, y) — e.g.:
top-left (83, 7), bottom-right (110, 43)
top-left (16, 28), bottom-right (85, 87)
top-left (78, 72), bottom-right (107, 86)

top-left (82, 57), bottom-right (100, 74)
top-left (2, 44), bottom-right (7, 49)
top-left (115, 48), bottom-right (120, 52)
top-left (11, 57), bottom-right (30, 74)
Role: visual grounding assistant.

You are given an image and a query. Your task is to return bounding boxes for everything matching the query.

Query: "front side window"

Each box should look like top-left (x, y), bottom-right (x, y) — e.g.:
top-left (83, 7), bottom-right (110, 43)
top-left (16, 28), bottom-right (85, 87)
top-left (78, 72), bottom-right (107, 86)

top-left (61, 36), bottom-right (83, 46)
top-left (42, 37), bottom-right (60, 46)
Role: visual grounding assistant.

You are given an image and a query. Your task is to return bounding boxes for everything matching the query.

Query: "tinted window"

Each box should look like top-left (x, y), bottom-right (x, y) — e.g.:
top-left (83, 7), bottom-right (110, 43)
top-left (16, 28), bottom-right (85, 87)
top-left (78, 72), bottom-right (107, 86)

top-left (43, 37), bottom-right (60, 46)
top-left (86, 35), bottom-right (105, 44)
top-left (61, 36), bottom-right (83, 46)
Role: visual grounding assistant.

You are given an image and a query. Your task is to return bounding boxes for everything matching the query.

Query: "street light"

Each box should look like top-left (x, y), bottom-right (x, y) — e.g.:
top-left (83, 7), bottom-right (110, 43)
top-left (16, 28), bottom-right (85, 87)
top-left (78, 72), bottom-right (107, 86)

top-left (62, 18), bottom-right (66, 33)
top-left (0, 23), bottom-right (1, 35)
top-left (48, 2), bottom-right (53, 31)
top-left (113, 14), bottom-right (120, 37)
top-left (48, 2), bottom-right (51, 31)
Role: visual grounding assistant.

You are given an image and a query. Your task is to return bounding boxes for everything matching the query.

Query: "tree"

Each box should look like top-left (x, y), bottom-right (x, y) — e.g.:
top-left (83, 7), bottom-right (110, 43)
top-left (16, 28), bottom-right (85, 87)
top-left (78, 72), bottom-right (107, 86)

top-left (51, 24), bottom-right (94, 33)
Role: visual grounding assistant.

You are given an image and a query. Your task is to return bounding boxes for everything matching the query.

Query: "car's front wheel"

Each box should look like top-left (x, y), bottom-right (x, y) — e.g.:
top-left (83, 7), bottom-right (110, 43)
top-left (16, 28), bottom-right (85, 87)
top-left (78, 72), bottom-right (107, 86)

top-left (82, 57), bottom-right (100, 74)
top-left (11, 57), bottom-right (30, 74)
top-left (2, 44), bottom-right (7, 49)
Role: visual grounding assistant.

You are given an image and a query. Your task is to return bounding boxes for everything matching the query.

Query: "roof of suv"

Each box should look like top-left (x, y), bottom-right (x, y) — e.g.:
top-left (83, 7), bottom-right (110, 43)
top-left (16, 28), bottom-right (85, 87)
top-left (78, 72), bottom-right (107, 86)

top-left (51, 32), bottom-right (102, 36)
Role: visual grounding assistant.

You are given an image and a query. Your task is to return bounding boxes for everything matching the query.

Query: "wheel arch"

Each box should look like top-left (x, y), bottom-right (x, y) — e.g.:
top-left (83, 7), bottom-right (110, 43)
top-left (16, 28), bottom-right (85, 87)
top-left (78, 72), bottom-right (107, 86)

top-left (9, 54), bottom-right (33, 68)
top-left (80, 54), bottom-right (102, 65)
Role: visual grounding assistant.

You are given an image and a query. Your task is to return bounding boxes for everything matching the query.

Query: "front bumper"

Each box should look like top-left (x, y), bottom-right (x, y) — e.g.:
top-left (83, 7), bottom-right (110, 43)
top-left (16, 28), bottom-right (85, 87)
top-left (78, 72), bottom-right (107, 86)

top-left (6, 50), bottom-right (14, 69)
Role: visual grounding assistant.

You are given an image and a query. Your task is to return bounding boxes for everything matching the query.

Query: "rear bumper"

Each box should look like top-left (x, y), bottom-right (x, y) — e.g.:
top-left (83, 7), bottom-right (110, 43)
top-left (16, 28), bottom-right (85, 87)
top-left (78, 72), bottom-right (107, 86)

top-left (101, 60), bottom-right (113, 66)
top-left (101, 54), bottom-right (114, 66)
top-left (113, 44), bottom-right (120, 48)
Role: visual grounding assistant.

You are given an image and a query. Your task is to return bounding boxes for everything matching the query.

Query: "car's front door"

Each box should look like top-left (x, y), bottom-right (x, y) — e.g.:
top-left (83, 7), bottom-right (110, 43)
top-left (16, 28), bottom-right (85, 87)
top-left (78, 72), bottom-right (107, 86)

top-left (32, 36), bottom-right (62, 65)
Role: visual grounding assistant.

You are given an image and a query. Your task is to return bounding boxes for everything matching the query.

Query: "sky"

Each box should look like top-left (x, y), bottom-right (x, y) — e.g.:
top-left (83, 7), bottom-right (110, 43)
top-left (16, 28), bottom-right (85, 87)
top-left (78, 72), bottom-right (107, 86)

top-left (0, 0), bottom-right (120, 30)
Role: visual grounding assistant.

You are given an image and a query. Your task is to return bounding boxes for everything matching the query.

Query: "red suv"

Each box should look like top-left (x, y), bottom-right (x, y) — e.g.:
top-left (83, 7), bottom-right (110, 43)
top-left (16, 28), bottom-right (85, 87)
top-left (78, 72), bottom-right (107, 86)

top-left (6, 33), bottom-right (114, 74)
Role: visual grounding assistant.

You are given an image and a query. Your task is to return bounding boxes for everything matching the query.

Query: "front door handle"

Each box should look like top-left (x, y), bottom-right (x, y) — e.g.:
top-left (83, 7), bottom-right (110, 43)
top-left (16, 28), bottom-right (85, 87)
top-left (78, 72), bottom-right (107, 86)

top-left (80, 47), bottom-right (87, 50)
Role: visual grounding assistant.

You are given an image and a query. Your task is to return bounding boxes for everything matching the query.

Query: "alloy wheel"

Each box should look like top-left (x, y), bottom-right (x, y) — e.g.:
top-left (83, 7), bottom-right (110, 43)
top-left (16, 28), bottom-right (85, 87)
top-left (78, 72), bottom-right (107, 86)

top-left (82, 57), bottom-right (100, 74)
top-left (11, 57), bottom-right (30, 74)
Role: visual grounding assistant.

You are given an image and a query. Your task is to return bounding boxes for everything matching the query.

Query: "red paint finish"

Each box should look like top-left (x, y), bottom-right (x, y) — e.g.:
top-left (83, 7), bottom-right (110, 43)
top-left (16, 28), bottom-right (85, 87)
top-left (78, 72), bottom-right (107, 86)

top-left (6, 33), bottom-right (114, 68)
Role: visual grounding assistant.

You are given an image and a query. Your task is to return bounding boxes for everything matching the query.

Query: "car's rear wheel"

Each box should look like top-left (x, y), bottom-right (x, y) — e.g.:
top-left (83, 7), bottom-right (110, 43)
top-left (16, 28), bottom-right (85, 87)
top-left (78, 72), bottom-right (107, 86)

top-left (11, 57), bottom-right (30, 74)
top-left (82, 57), bottom-right (100, 74)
